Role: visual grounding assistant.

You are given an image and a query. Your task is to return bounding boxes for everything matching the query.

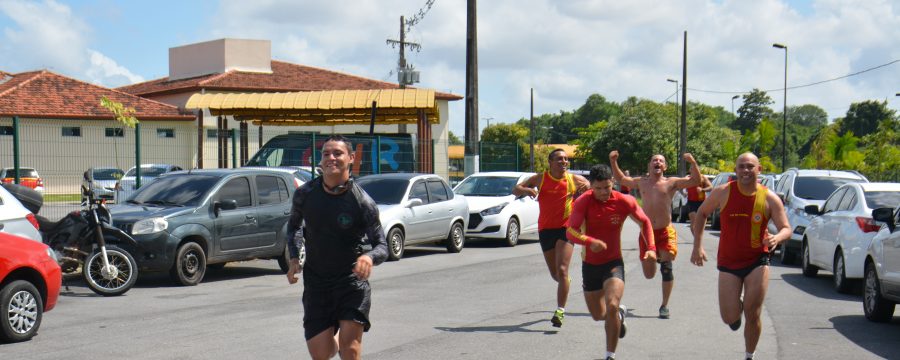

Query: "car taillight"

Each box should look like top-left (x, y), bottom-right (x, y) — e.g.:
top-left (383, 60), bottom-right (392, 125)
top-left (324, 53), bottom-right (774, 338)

top-left (26, 213), bottom-right (39, 230)
top-left (36, 178), bottom-right (43, 186)
top-left (856, 217), bottom-right (880, 233)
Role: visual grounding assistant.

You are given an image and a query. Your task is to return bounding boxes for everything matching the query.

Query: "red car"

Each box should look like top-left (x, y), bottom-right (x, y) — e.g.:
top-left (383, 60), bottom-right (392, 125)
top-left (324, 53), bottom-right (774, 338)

top-left (0, 167), bottom-right (45, 193)
top-left (0, 232), bottom-right (61, 342)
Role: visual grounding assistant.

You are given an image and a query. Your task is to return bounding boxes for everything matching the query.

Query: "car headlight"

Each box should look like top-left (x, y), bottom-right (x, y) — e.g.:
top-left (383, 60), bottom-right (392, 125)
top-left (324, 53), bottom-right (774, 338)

top-left (480, 203), bottom-right (508, 216)
top-left (45, 248), bottom-right (59, 262)
top-left (132, 217), bottom-right (168, 235)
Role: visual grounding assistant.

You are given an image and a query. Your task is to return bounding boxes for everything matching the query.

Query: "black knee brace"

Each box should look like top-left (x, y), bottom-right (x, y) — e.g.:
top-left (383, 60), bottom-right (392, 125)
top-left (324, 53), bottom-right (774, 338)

top-left (660, 261), bottom-right (674, 282)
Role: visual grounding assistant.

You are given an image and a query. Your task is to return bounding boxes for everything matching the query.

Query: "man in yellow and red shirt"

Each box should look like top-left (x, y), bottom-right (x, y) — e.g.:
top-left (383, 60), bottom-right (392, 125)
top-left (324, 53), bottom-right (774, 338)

top-left (686, 170), bottom-right (712, 224)
top-left (566, 164), bottom-right (656, 360)
top-left (690, 153), bottom-right (790, 360)
top-left (514, 148), bottom-right (590, 327)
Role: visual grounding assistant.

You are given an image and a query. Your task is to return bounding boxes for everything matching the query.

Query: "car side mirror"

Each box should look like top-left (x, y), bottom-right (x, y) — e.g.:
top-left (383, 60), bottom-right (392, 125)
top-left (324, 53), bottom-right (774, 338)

top-left (804, 205), bottom-right (820, 216)
top-left (405, 198), bottom-right (423, 208)
top-left (872, 208), bottom-right (895, 232)
top-left (213, 199), bottom-right (238, 217)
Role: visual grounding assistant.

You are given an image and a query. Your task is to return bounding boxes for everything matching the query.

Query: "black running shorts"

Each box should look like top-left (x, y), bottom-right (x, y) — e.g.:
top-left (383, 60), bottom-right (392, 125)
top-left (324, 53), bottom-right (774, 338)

top-left (717, 253), bottom-right (771, 280)
top-left (538, 228), bottom-right (569, 252)
top-left (582, 258), bottom-right (625, 292)
top-left (302, 279), bottom-right (372, 340)
top-left (688, 200), bottom-right (703, 213)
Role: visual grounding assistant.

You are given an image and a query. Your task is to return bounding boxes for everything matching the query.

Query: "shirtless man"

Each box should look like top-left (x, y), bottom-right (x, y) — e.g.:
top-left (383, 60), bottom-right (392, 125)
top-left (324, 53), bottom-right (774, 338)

top-left (609, 150), bottom-right (701, 319)
top-left (513, 148), bottom-right (590, 327)
top-left (690, 153), bottom-right (790, 360)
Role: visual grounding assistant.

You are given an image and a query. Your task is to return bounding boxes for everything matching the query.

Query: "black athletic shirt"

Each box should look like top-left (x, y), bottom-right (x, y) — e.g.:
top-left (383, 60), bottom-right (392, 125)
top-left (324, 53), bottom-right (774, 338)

top-left (287, 177), bottom-right (388, 288)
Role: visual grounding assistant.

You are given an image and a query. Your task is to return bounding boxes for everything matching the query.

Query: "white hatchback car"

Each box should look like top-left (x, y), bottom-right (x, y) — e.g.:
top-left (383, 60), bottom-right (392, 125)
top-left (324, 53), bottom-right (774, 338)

top-left (864, 205), bottom-right (900, 322)
top-left (801, 182), bottom-right (900, 293)
top-left (0, 184), bottom-right (42, 242)
top-left (453, 172), bottom-right (539, 247)
top-left (356, 173), bottom-right (468, 261)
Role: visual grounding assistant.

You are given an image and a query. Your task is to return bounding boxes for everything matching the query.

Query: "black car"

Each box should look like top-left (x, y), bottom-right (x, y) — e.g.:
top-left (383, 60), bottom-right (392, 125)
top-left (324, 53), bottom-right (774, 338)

top-left (108, 169), bottom-right (300, 285)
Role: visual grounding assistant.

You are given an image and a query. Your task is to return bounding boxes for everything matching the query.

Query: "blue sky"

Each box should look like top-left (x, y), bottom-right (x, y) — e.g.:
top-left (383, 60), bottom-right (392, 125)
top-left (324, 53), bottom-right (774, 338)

top-left (1, 0), bottom-right (898, 138)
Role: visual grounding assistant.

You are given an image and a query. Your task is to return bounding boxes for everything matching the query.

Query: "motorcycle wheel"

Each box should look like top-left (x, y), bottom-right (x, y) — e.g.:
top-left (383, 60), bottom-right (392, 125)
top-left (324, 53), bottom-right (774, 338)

top-left (83, 245), bottom-right (139, 296)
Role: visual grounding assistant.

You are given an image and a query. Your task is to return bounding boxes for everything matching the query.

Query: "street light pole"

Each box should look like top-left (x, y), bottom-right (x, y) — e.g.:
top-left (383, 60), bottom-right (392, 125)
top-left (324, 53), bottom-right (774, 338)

top-left (731, 94), bottom-right (739, 115)
top-left (667, 78), bottom-right (679, 154)
top-left (773, 43), bottom-right (787, 171)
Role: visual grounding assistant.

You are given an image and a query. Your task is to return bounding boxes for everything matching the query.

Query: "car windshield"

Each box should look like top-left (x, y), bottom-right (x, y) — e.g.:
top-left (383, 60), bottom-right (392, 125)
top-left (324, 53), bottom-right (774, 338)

top-left (127, 175), bottom-right (220, 206)
top-left (794, 176), bottom-right (864, 200)
top-left (357, 178), bottom-right (408, 205)
top-left (295, 169), bottom-right (313, 182)
top-left (125, 166), bottom-right (171, 177)
top-left (93, 168), bottom-right (124, 180)
top-left (3, 168), bottom-right (38, 178)
top-left (454, 176), bottom-right (518, 196)
top-left (864, 191), bottom-right (900, 210)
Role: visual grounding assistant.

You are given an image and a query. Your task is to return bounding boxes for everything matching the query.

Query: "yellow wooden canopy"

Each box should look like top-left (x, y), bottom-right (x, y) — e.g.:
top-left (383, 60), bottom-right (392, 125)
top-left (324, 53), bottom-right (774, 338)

top-left (184, 89), bottom-right (439, 126)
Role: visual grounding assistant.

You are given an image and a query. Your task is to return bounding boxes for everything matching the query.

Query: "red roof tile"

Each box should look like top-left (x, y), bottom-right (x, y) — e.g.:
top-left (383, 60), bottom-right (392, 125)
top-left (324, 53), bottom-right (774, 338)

top-left (0, 70), bottom-right (194, 120)
top-left (117, 60), bottom-right (463, 101)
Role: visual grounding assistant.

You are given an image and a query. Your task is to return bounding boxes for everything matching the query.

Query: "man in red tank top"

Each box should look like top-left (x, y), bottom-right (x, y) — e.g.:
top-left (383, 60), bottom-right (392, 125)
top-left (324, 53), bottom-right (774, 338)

top-left (514, 148), bottom-right (590, 328)
top-left (566, 164), bottom-right (657, 360)
top-left (690, 153), bottom-right (790, 360)
top-left (686, 170), bottom-right (712, 224)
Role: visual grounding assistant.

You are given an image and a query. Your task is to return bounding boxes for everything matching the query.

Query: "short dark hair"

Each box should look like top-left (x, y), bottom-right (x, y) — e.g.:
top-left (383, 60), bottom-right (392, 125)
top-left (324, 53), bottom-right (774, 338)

top-left (589, 164), bottom-right (613, 182)
top-left (548, 148), bottom-right (566, 162)
top-left (322, 134), bottom-right (353, 153)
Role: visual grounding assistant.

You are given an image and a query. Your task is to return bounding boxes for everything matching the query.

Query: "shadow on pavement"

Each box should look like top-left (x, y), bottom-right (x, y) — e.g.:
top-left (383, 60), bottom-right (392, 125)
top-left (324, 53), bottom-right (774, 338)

top-left (830, 315), bottom-right (900, 358)
top-left (780, 273), bottom-right (860, 302)
top-left (435, 318), bottom-right (559, 335)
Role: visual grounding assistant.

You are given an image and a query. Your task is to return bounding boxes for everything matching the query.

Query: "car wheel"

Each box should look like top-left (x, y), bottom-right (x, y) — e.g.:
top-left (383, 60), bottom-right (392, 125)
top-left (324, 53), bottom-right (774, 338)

top-left (504, 218), bottom-right (520, 247)
top-left (387, 227), bottom-right (404, 261)
top-left (780, 243), bottom-right (796, 265)
top-left (171, 242), bottom-right (206, 286)
top-left (678, 203), bottom-right (689, 223)
top-left (863, 261), bottom-right (895, 322)
top-left (83, 245), bottom-right (139, 296)
top-left (445, 221), bottom-right (465, 253)
top-left (833, 251), bottom-right (852, 294)
top-left (801, 240), bottom-right (818, 277)
top-left (0, 280), bottom-right (43, 343)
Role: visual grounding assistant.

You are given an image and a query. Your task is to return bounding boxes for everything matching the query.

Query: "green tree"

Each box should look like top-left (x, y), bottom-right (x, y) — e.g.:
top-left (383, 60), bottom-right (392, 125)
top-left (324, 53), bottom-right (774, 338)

top-left (734, 89), bottom-right (774, 133)
top-left (787, 104), bottom-right (828, 128)
top-left (861, 118), bottom-right (900, 181)
top-left (448, 131), bottom-right (463, 145)
top-left (480, 123), bottom-right (530, 171)
top-left (840, 100), bottom-right (896, 138)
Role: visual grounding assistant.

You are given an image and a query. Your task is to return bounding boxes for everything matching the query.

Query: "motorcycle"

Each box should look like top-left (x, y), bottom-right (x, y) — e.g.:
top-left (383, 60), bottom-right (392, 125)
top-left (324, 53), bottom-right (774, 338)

top-left (9, 179), bottom-right (140, 296)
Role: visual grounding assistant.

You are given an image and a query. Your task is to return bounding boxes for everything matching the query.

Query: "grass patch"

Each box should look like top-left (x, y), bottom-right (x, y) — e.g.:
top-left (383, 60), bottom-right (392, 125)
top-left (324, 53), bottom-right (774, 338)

top-left (43, 194), bottom-right (81, 202)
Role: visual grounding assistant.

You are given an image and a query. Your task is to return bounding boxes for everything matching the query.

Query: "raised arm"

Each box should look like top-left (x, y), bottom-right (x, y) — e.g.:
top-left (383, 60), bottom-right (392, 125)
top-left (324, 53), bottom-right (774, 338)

top-left (513, 173), bottom-right (541, 198)
top-left (690, 183), bottom-right (727, 266)
top-left (673, 153), bottom-right (702, 190)
top-left (609, 150), bottom-right (638, 189)
top-left (572, 174), bottom-right (591, 198)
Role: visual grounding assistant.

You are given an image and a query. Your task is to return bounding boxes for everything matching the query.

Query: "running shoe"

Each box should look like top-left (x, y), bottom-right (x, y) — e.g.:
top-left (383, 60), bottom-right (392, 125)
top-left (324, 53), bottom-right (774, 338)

top-left (659, 305), bottom-right (670, 319)
top-left (618, 304), bottom-right (627, 338)
top-left (551, 308), bottom-right (565, 328)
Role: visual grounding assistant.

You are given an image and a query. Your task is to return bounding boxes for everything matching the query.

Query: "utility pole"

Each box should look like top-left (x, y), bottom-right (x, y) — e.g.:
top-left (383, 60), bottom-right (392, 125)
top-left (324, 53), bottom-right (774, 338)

top-left (464, 0), bottom-right (479, 175)
top-left (679, 31), bottom-right (688, 177)
top-left (387, 15), bottom-right (421, 133)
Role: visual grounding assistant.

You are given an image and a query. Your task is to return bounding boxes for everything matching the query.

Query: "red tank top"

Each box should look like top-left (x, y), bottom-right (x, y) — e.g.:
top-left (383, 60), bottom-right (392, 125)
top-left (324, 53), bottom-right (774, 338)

top-left (719, 182), bottom-right (770, 269)
top-left (687, 186), bottom-right (705, 201)
top-left (537, 171), bottom-right (575, 230)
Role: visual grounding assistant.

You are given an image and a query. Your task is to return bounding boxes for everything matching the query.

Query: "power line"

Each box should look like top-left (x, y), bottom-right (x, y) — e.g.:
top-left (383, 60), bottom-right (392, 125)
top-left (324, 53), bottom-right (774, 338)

top-left (686, 59), bottom-right (900, 95)
top-left (405, 0), bottom-right (436, 34)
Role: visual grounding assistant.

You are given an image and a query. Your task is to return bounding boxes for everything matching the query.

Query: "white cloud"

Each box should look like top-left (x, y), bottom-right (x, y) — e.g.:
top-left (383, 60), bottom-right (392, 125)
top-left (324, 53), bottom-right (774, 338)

top-left (0, 0), bottom-right (143, 87)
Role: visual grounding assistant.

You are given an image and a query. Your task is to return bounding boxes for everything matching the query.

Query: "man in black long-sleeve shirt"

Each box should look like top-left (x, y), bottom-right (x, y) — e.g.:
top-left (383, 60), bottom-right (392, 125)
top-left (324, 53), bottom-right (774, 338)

top-left (286, 135), bottom-right (387, 360)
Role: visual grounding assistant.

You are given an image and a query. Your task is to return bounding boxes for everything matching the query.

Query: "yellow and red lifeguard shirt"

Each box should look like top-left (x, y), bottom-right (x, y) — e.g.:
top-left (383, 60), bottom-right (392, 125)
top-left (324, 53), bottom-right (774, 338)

top-left (537, 171), bottom-right (576, 230)
top-left (565, 190), bottom-right (655, 264)
top-left (687, 185), bottom-right (705, 202)
top-left (719, 182), bottom-right (770, 270)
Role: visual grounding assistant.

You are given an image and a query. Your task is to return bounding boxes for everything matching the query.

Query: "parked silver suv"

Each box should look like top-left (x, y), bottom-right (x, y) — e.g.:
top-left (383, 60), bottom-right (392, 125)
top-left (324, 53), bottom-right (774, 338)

top-left (771, 168), bottom-right (868, 264)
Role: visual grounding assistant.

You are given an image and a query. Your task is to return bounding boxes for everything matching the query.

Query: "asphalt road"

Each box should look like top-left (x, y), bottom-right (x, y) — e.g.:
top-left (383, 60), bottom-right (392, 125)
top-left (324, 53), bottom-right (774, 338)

top-left (3, 222), bottom-right (899, 359)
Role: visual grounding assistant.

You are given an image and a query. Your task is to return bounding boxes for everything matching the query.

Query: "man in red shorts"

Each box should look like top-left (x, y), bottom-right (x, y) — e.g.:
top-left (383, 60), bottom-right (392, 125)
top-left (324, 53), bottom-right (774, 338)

top-left (690, 153), bottom-right (790, 360)
top-left (514, 148), bottom-right (590, 327)
top-left (609, 150), bottom-right (702, 319)
top-left (566, 164), bottom-right (657, 360)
